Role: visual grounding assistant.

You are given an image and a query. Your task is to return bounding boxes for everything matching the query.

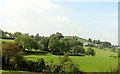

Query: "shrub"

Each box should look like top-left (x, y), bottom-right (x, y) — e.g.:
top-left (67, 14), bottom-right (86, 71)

top-left (26, 60), bottom-right (35, 71)
top-left (61, 61), bottom-right (80, 73)
top-left (8, 59), bottom-right (16, 70)
top-left (2, 42), bottom-right (22, 70)
top-left (46, 63), bottom-right (61, 72)
top-left (15, 54), bottom-right (46, 72)
top-left (59, 55), bottom-right (80, 73)
top-left (86, 47), bottom-right (96, 56)
top-left (35, 58), bottom-right (45, 72)
top-left (59, 55), bottom-right (72, 65)
top-left (15, 54), bottom-right (28, 71)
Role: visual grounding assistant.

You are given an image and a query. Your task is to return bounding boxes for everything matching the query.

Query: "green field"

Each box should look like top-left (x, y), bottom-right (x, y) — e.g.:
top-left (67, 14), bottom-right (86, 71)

top-left (1, 39), bottom-right (15, 43)
top-left (24, 47), bottom-right (118, 72)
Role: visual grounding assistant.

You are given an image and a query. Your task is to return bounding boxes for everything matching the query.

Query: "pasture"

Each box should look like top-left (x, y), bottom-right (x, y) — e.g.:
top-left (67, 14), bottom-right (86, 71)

top-left (1, 39), bottom-right (15, 43)
top-left (24, 48), bottom-right (118, 72)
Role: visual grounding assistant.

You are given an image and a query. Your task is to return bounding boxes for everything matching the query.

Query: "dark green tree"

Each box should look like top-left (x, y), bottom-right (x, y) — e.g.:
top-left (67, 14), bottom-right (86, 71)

top-left (39, 37), bottom-right (49, 51)
top-left (48, 37), bottom-right (61, 54)
top-left (13, 32), bottom-right (22, 38)
top-left (88, 38), bottom-right (92, 42)
top-left (35, 33), bottom-right (40, 41)
top-left (60, 38), bottom-right (70, 53)
top-left (55, 32), bottom-right (64, 40)
top-left (69, 39), bottom-right (83, 47)
top-left (15, 34), bottom-right (31, 51)
top-left (100, 42), bottom-right (112, 48)
top-left (86, 47), bottom-right (95, 56)
top-left (71, 45), bottom-right (85, 55)
top-left (30, 38), bottom-right (39, 51)
top-left (50, 32), bottom-right (64, 40)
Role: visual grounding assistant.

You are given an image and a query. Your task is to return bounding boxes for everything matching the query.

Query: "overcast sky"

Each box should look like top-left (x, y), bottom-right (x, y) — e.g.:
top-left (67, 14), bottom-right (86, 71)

top-left (0, 0), bottom-right (118, 45)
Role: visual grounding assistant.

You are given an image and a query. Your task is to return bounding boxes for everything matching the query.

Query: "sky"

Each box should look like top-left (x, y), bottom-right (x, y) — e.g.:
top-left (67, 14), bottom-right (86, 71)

top-left (0, 0), bottom-right (118, 45)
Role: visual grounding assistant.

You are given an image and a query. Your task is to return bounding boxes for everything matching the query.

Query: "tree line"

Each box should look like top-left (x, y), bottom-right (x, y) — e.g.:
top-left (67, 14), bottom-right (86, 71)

top-left (1, 29), bottom-right (117, 54)
top-left (12, 32), bottom-right (95, 56)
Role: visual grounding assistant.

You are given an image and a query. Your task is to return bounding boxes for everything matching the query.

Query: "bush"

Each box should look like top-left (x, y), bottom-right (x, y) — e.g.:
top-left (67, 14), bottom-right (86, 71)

top-left (59, 55), bottom-right (80, 73)
top-left (61, 61), bottom-right (80, 73)
top-left (59, 55), bottom-right (72, 65)
top-left (46, 63), bottom-right (61, 72)
top-left (2, 56), bottom-right (6, 66)
top-left (35, 58), bottom-right (45, 72)
top-left (26, 60), bottom-right (35, 71)
top-left (2, 42), bottom-right (22, 70)
top-left (15, 54), bottom-right (28, 71)
top-left (9, 58), bottom-right (16, 70)
top-left (86, 47), bottom-right (96, 56)
top-left (2, 42), bottom-right (22, 66)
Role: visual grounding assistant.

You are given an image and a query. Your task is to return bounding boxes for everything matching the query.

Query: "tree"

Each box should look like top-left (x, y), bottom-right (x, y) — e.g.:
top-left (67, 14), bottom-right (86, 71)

top-left (93, 39), bottom-right (101, 44)
top-left (97, 41), bottom-right (112, 49)
top-left (35, 33), bottom-right (42, 41)
top-left (30, 35), bottom-right (35, 38)
top-left (69, 39), bottom-right (83, 47)
top-left (88, 38), bottom-right (92, 42)
top-left (50, 32), bottom-right (64, 40)
top-left (60, 38), bottom-right (70, 53)
top-left (15, 34), bottom-right (31, 51)
top-left (97, 40), bottom-right (101, 44)
top-left (39, 37), bottom-right (49, 51)
top-left (48, 37), bottom-right (61, 54)
top-left (86, 47), bottom-right (95, 56)
top-left (55, 32), bottom-right (64, 40)
top-left (101, 42), bottom-right (112, 48)
top-left (48, 32), bottom-right (64, 54)
top-left (30, 38), bottom-right (39, 51)
top-left (13, 32), bottom-right (22, 38)
top-left (93, 40), bottom-right (96, 43)
top-left (71, 45), bottom-right (85, 55)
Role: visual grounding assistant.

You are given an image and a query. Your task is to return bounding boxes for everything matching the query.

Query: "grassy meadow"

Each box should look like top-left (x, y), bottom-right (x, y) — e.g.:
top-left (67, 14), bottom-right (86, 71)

top-left (1, 39), bottom-right (15, 43)
top-left (24, 47), bottom-right (118, 72)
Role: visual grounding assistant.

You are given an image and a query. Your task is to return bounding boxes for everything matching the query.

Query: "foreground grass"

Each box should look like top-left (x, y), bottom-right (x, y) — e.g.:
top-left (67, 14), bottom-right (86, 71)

top-left (24, 48), bottom-right (118, 72)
